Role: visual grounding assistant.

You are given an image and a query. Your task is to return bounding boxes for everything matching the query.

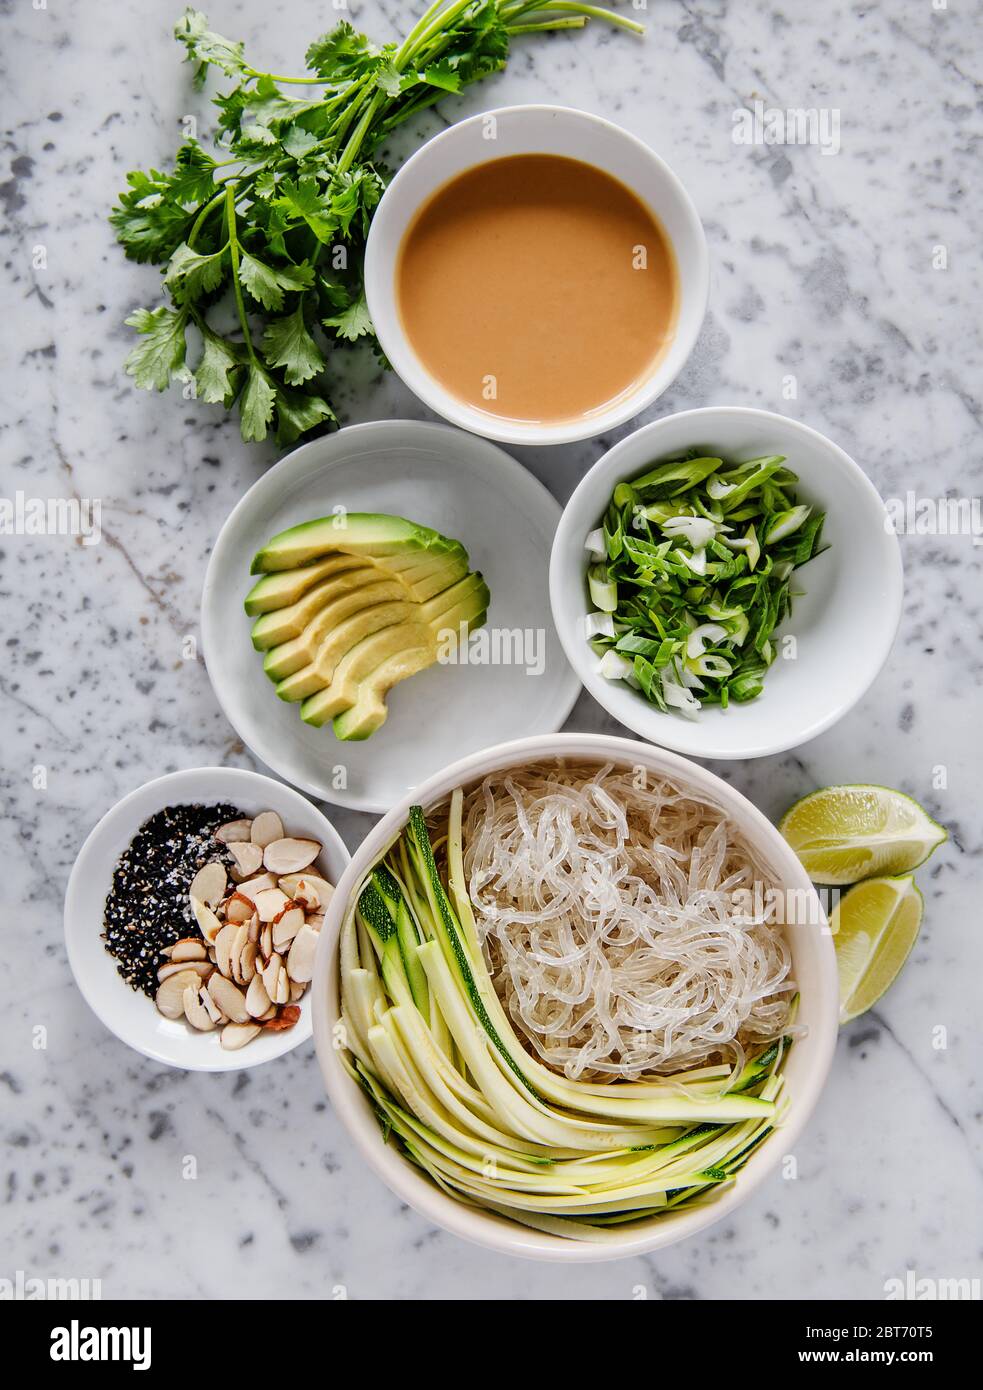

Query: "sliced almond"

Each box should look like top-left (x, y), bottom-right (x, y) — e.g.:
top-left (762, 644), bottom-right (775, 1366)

top-left (214, 923), bottom-right (238, 979)
top-left (228, 923), bottom-right (250, 985)
top-left (261, 953), bottom-right (290, 1006)
top-left (264, 1005), bottom-right (301, 1032)
top-left (156, 969), bottom-right (203, 1020)
top-left (277, 872), bottom-right (333, 906)
top-left (305, 913), bottom-right (324, 933)
top-left (250, 811), bottom-right (284, 849)
top-left (260, 921), bottom-right (273, 961)
top-left (263, 837), bottom-right (321, 876)
top-left (220, 1021), bottom-right (261, 1051)
top-left (257, 1003), bottom-right (278, 1022)
top-left (207, 974), bottom-right (250, 1024)
top-left (247, 912), bottom-right (260, 944)
top-left (216, 818), bottom-right (252, 844)
top-left (237, 939), bottom-right (258, 986)
top-left (285, 924), bottom-right (318, 984)
top-left (245, 972), bottom-right (272, 1019)
top-left (236, 872), bottom-right (277, 903)
top-left (254, 887), bottom-right (289, 922)
top-left (200, 986), bottom-right (226, 1025)
top-left (157, 959), bottom-right (212, 983)
top-left (191, 896), bottom-right (223, 944)
top-left (169, 938), bottom-right (208, 962)
top-left (189, 861), bottom-right (227, 909)
top-left (183, 986), bottom-right (216, 1031)
top-left (272, 904), bottom-right (305, 950)
top-left (289, 980), bottom-right (306, 1003)
top-left (227, 841), bottom-right (263, 877)
top-left (224, 891), bottom-right (255, 924)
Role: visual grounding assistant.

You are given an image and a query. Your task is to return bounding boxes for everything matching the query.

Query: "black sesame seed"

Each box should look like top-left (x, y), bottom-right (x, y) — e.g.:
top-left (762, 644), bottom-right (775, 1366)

top-left (101, 803), bottom-right (242, 998)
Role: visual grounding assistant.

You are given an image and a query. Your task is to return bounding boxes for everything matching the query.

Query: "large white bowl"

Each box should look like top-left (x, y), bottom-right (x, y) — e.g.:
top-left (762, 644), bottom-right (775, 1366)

top-left (64, 767), bottom-right (350, 1072)
top-left (364, 105), bottom-right (709, 446)
top-left (312, 733), bottom-right (839, 1262)
top-left (550, 408), bottom-right (905, 760)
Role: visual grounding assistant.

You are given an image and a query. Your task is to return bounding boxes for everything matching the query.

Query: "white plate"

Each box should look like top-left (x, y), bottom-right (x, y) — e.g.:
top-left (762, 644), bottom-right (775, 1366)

top-left (64, 767), bottom-right (350, 1072)
top-left (201, 421), bottom-right (579, 812)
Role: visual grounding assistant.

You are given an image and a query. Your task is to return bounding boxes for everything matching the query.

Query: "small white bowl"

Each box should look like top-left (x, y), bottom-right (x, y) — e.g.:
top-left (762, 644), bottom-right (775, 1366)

top-left (364, 105), bottom-right (709, 447)
top-left (64, 767), bottom-right (350, 1072)
top-left (550, 408), bottom-right (904, 760)
top-left (312, 733), bottom-right (839, 1262)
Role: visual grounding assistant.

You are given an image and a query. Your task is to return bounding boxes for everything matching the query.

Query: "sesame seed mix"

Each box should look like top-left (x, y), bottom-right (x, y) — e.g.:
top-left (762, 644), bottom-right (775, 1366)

top-left (102, 803), bottom-right (242, 997)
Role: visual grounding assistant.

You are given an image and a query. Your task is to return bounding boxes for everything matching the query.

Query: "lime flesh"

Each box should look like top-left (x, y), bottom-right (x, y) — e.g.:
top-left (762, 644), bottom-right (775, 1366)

top-left (779, 784), bottom-right (946, 885)
top-left (831, 875), bottom-right (923, 1023)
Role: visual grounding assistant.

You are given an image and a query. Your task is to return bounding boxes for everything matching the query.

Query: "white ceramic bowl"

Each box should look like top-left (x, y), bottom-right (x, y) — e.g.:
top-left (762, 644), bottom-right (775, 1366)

top-left (64, 767), bottom-right (350, 1072)
top-left (550, 408), bottom-right (905, 760)
top-left (364, 105), bottom-right (709, 446)
top-left (312, 733), bottom-right (839, 1262)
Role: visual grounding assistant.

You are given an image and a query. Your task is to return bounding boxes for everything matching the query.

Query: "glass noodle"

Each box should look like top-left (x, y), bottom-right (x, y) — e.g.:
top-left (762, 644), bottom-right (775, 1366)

top-left (456, 761), bottom-right (797, 1083)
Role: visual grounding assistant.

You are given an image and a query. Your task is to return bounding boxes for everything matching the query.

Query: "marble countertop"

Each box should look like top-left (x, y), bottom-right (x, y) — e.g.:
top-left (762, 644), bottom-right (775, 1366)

top-left (2, 0), bottom-right (981, 1300)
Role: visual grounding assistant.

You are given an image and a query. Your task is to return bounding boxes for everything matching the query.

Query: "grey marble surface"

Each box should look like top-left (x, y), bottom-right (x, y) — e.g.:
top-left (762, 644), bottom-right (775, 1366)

top-left (2, 0), bottom-right (981, 1301)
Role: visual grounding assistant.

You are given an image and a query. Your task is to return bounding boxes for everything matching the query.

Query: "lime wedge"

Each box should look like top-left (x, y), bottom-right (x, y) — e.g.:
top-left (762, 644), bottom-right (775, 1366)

top-left (778, 784), bottom-right (946, 884)
top-left (831, 875), bottom-right (923, 1023)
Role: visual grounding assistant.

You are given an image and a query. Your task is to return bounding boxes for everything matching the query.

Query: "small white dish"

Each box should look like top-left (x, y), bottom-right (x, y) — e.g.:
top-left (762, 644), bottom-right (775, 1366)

top-left (312, 732), bottom-right (839, 1262)
top-left (550, 407), bottom-right (905, 760)
top-left (201, 420), bottom-right (579, 812)
top-left (64, 766), bottom-right (349, 1072)
top-left (364, 104), bottom-right (709, 447)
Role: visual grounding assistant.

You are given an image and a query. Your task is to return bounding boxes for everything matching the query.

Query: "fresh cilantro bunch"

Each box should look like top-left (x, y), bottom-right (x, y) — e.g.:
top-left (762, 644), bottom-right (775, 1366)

top-left (111, 3), bottom-right (641, 447)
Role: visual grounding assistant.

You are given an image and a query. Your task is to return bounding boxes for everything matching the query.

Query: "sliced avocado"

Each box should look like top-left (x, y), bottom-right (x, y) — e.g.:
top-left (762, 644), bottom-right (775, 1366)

top-left (332, 648), bottom-right (437, 741)
top-left (250, 565), bottom-right (380, 650)
top-left (277, 573), bottom-right (490, 704)
top-left (243, 554), bottom-right (370, 616)
top-left (251, 513), bottom-right (468, 574)
top-left (262, 580), bottom-right (411, 680)
top-left (333, 599), bottom-right (488, 741)
top-left (300, 622), bottom-right (437, 727)
top-left (390, 549), bottom-right (469, 602)
top-left (275, 599), bottom-right (414, 702)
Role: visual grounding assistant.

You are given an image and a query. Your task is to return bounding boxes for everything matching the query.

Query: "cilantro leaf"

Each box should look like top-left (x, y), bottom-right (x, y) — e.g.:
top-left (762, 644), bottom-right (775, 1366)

top-left (323, 289), bottom-right (372, 343)
top-left (274, 176), bottom-right (338, 243)
top-left (275, 387), bottom-right (336, 445)
top-left (175, 8), bottom-right (247, 86)
top-left (193, 326), bottom-right (241, 403)
top-left (238, 252), bottom-right (314, 310)
top-left (261, 302), bottom-right (326, 385)
top-left (165, 241), bottom-right (228, 301)
top-left (124, 306), bottom-right (188, 390)
top-left (239, 363), bottom-right (277, 441)
top-left (305, 22), bottom-right (379, 80)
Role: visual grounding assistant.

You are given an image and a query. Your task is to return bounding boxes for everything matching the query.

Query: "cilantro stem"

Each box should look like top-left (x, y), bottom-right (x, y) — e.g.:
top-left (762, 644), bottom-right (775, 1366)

top-left (224, 186), bottom-right (259, 367)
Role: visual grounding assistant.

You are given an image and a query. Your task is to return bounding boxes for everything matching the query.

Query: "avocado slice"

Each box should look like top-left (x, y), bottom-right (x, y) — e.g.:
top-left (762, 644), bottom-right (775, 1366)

top-left (275, 599), bottom-right (415, 702)
top-left (250, 512), bottom-right (468, 574)
top-left (300, 622), bottom-right (436, 727)
top-left (333, 604), bottom-right (488, 741)
top-left (300, 579), bottom-right (489, 730)
top-left (332, 647), bottom-right (438, 741)
top-left (243, 553), bottom-right (371, 616)
top-left (262, 580), bottom-right (413, 680)
top-left (251, 565), bottom-right (378, 650)
top-left (276, 573), bottom-right (490, 703)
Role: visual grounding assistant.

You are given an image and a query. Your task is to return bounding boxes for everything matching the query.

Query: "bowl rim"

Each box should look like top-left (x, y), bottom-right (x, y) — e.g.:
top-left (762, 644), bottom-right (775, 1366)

top-left (63, 765), bottom-right (350, 1073)
top-left (364, 102), bottom-right (710, 447)
top-left (312, 731), bottom-right (840, 1262)
top-left (549, 406), bottom-right (905, 760)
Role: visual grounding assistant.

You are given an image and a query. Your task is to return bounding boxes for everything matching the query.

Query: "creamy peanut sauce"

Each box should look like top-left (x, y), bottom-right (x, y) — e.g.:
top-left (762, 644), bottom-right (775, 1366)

top-left (397, 154), bottom-right (678, 425)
